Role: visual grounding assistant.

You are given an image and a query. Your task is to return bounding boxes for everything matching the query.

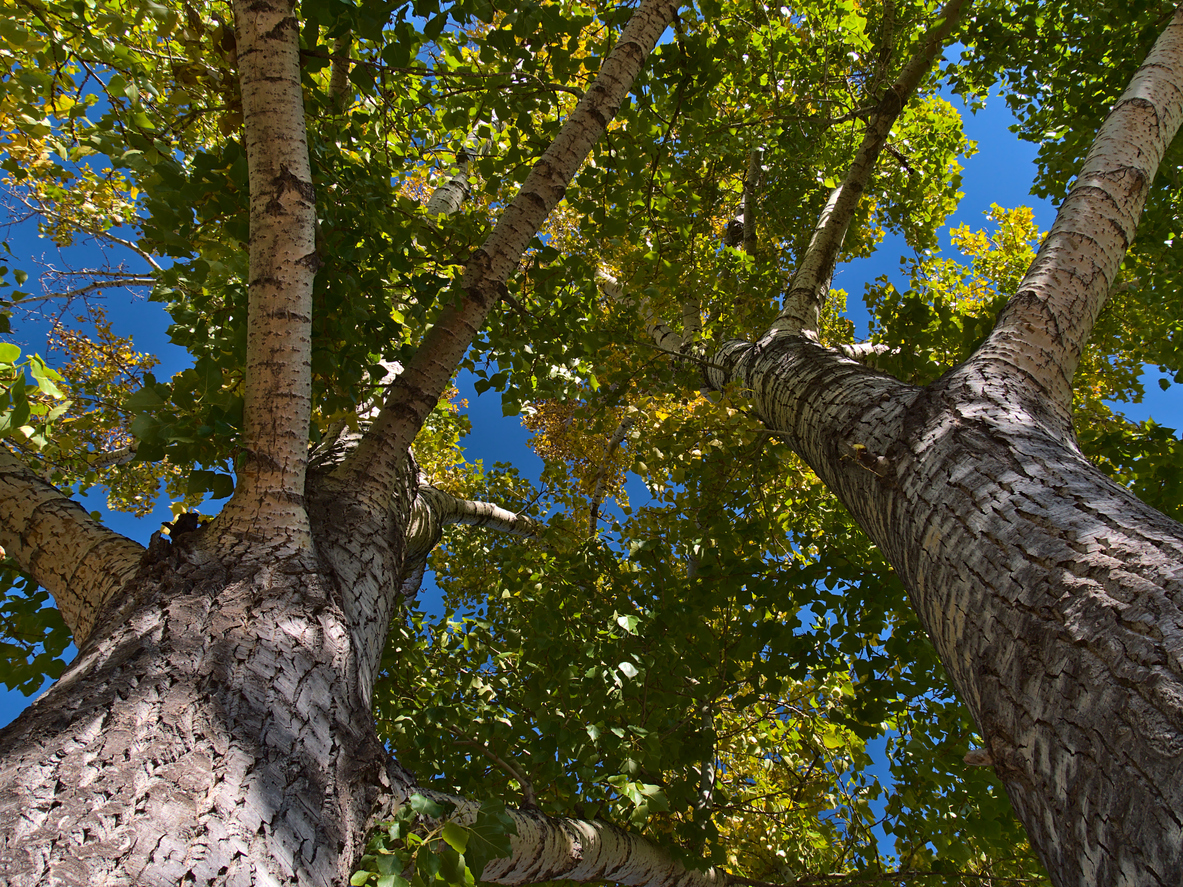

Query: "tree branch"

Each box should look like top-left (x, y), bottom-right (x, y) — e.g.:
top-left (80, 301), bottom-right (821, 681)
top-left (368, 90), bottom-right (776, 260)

top-left (0, 446), bottom-right (144, 645)
top-left (969, 5), bottom-right (1183, 413)
top-left (742, 146), bottom-right (764, 254)
top-left (600, 270), bottom-right (690, 354)
top-left (5, 190), bottom-right (163, 272)
top-left (215, 0), bottom-right (317, 554)
top-left (589, 413), bottom-right (636, 535)
top-left (405, 483), bottom-right (540, 559)
top-left (771, 0), bottom-right (967, 338)
top-left (451, 733), bottom-right (539, 808)
top-left (836, 341), bottom-right (889, 361)
top-left (417, 790), bottom-right (723, 887)
top-left (336, 0), bottom-right (681, 513)
top-left (329, 34), bottom-right (351, 106)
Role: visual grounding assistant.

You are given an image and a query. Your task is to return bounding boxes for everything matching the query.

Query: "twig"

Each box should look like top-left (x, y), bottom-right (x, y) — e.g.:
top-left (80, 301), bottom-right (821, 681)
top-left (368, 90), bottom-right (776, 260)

top-left (451, 733), bottom-right (538, 808)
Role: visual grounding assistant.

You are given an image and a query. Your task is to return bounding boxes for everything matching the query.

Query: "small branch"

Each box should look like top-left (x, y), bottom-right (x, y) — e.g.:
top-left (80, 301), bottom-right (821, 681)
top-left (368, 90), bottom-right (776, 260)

top-left (6, 191), bottom-right (163, 271)
top-left (53, 275), bottom-right (156, 300)
top-left (836, 341), bottom-right (889, 361)
top-left (424, 154), bottom-right (471, 218)
top-left (883, 144), bottom-right (916, 177)
top-left (423, 118), bottom-right (500, 219)
top-left (742, 147), bottom-right (764, 254)
top-left (405, 483), bottom-right (540, 559)
top-left (329, 33), bottom-right (351, 106)
top-left (771, 0), bottom-right (968, 338)
top-left (588, 413), bottom-right (636, 535)
top-left (600, 270), bottom-right (690, 355)
top-left (826, 104), bottom-right (878, 126)
top-left (84, 444), bottom-right (138, 469)
top-left (415, 789), bottom-right (724, 887)
top-left (451, 733), bottom-right (539, 808)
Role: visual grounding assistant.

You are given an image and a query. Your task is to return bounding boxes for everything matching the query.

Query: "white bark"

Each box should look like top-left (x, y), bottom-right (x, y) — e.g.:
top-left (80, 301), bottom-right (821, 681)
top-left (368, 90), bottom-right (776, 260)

top-left (694, 9), bottom-right (1183, 885)
top-left (217, 0), bottom-right (317, 555)
top-left (589, 414), bottom-right (636, 534)
top-left (600, 270), bottom-right (690, 354)
top-left (771, 0), bottom-right (966, 337)
top-left (973, 11), bottom-right (1183, 413)
top-left (0, 446), bottom-right (143, 645)
top-left (419, 792), bottom-right (722, 887)
top-left (405, 484), bottom-right (540, 559)
top-left (337, 0), bottom-right (680, 513)
top-left (424, 156), bottom-right (470, 218)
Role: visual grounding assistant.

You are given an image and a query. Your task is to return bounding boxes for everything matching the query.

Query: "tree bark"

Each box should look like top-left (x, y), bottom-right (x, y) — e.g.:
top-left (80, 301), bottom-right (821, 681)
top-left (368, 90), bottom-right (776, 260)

top-left (0, 534), bottom-right (413, 885)
top-left (0, 446), bottom-right (143, 645)
top-left (424, 793), bottom-right (722, 887)
top-left (339, 0), bottom-right (680, 511)
top-left (699, 8), bottom-right (1183, 885)
top-left (217, 0), bottom-right (318, 554)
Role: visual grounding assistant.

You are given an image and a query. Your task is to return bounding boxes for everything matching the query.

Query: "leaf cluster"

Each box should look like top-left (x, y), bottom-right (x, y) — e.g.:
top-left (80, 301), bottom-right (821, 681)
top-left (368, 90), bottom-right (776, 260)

top-left (352, 794), bottom-right (517, 887)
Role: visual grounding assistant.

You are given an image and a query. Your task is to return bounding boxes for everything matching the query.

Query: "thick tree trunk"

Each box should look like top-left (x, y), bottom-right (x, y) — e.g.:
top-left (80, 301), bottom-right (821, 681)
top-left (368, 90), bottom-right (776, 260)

top-left (693, 11), bottom-right (1183, 885)
top-left (708, 337), bottom-right (1183, 886)
top-left (0, 531), bottom-right (412, 886)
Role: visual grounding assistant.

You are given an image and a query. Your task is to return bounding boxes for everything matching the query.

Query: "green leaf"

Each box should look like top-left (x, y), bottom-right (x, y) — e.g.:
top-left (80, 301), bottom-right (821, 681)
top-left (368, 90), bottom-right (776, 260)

top-left (28, 357), bottom-right (64, 399)
top-left (441, 821), bottom-right (469, 853)
top-left (462, 800), bottom-right (516, 879)
top-left (409, 794), bottom-right (446, 819)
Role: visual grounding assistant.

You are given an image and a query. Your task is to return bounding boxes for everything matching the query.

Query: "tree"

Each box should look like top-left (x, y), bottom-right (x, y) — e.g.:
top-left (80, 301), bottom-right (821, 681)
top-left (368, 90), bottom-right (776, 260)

top-left (0, 0), bottom-right (1182, 885)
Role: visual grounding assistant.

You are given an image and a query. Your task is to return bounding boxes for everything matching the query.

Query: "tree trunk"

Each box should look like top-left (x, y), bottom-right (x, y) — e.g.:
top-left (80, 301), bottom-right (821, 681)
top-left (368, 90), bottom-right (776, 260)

top-left (693, 11), bottom-right (1183, 884)
top-left (0, 532), bottom-right (411, 886)
top-left (708, 333), bottom-right (1183, 887)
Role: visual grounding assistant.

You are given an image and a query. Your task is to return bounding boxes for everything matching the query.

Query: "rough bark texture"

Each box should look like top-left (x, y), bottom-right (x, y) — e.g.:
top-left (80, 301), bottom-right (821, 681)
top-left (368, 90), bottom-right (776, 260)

top-left (699, 9), bottom-right (1183, 885)
top-left (0, 1), bottom-right (692, 884)
top-left (709, 336), bottom-right (1183, 886)
top-left (425, 794), bottom-right (722, 887)
top-left (218, 0), bottom-right (317, 552)
top-left (306, 456), bottom-right (420, 712)
top-left (0, 532), bottom-right (412, 885)
top-left (0, 447), bottom-right (143, 644)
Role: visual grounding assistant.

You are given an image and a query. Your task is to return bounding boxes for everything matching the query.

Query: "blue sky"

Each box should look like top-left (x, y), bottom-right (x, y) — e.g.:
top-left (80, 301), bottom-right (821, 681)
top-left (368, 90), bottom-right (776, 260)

top-left (3, 84), bottom-right (1182, 739)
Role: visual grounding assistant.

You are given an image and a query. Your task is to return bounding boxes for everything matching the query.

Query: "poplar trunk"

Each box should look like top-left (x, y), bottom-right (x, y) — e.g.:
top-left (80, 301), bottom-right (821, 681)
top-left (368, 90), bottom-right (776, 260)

top-left (0, 535), bottom-right (410, 886)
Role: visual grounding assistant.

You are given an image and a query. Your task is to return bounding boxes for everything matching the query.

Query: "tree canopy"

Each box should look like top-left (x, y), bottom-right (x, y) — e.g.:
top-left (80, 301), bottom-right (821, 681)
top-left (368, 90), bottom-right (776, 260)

top-left (2, 0), bottom-right (1182, 884)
